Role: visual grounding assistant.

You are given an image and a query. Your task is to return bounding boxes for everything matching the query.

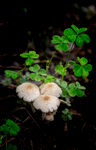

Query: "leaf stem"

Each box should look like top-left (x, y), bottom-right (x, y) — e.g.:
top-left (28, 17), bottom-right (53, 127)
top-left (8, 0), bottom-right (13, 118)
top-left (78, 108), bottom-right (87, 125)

top-left (46, 51), bottom-right (56, 73)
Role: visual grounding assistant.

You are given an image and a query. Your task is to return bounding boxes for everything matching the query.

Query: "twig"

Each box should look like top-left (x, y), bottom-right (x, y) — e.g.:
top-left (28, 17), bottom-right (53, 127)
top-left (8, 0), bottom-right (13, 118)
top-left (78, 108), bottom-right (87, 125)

top-left (60, 99), bottom-right (70, 106)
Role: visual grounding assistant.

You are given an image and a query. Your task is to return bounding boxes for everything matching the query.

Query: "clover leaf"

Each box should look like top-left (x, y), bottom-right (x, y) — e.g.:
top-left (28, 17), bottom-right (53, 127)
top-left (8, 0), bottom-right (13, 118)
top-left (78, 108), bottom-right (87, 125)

top-left (64, 28), bottom-right (77, 42)
top-left (51, 35), bottom-right (62, 44)
top-left (6, 144), bottom-right (17, 150)
top-left (56, 43), bottom-right (69, 52)
top-left (62, 108), bottom-right (72, 121)
top-left (5, 70), bottom-right (19, 79)
top-left (73, 57), bottom-right (92, 77)
top-left (25, 58), bottom-right (34, 66)
top-left (76, 34), bottom-right (90, 46)
top-left (55, 64), bottom-right (67, 76)
top-left (29, 64), bottom-right (40, 72)
top-left (44, 75), bottom-right (55, 83)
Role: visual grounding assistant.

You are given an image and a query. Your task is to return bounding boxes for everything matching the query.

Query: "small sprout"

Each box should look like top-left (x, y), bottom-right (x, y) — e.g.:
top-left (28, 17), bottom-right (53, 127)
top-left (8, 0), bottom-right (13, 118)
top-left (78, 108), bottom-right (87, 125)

top-left (40, 82), bottom-right (62, 97)
top-left (16, 82), bottom-right (40, 102)
top-left (62, 108), bottom-right (72, 121)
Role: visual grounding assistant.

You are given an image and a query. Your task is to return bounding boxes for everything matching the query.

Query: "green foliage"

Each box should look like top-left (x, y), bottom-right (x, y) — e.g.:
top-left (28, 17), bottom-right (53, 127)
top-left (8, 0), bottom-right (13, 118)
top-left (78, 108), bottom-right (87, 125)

top-left (20, 51), bottom-right (39, 59)
top-left (73, 57), bottom-right (92, 77)
top-left (62, 108), bottom-right (72, 121)
top-left (6, 144), bottom-right (17, 150)
top-left (0, 119), bottom-right (20, 146)
top-left (61, 81), bottom-right (85, 98)
top-left (52, 25), bottom-right (90, 52)
top-left (5, 70), bottom-right (19, 79)
top-left (0, 119), bottom-right (20, 136)
top-left (20, 51), bottom-right (39, 66)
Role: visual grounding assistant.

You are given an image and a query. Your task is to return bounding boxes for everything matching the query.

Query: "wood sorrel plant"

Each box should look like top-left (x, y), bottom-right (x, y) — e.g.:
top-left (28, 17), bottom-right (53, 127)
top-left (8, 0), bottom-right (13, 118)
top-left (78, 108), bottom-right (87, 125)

top-left (4, 25), bottom-right (92, 121)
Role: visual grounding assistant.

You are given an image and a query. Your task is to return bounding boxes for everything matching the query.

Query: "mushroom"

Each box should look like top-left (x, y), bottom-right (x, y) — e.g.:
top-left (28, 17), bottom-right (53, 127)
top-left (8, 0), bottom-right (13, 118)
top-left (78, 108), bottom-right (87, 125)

top-left (16, 82), bottom-right (40, 112)
top-left (33, 94), bottom-right (60, 121)
top-left (16, 82), bottom-right (40, 102)
top-left (40, 82), bottom-right (62, 97)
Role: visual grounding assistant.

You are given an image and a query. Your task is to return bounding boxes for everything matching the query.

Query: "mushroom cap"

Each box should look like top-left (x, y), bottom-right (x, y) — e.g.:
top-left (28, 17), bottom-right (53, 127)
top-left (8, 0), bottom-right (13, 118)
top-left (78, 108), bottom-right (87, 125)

top-left (40, 82), bottom-right (62, 97)
top-left (16, 82), bottom-right (40, 102)
top-left (33, 94), bottom-right (60, 113)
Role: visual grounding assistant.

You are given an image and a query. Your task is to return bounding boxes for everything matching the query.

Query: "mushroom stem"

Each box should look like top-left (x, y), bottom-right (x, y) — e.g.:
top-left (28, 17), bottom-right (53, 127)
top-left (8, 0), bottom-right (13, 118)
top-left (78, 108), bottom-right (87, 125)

top-left (59, 99), bottom-right (70, 106)
top-left (29, 102), bottom-right (36, 113)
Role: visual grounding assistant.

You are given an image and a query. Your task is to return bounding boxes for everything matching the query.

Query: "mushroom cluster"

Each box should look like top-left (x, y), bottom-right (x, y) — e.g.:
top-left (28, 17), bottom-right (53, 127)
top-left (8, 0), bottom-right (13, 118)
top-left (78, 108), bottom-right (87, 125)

top-left (16, 82), bottom-right (62, 121)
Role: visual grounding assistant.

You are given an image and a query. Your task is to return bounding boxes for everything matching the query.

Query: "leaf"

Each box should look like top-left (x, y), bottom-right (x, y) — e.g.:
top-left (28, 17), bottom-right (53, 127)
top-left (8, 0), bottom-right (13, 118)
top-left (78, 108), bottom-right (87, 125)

top-left (55, 64), bottom-right (66, 76)
top-left (68, 83), bottom-right (75, 89)
top-left (62, 108), bottom-right (69, 114)
top-left (20, 52), bottom-right (29, 58)
top-left (6, 119), bottom-right (20, 136)
top-left (68, 88), bottom-right (77, 97)
top-left (0, 124), bottom-right (9, 134)
top-left (6, 144), bottom-right (17, 150)
top-left (5, 70), bottom-right (18, 79)
top-left (78, 57), bottom-right (88, 65)
top-left (25, 58), bottom-right (34, 66)
top-left (67, 112), bottom-right (72, 120)
top-left (11, 72), bottom-right (19, 79)
top-left (76, 35), bottom-right (84, 46)
top-left (5, 70), bottom-right (12, 78)
top-left (44, 75), bottom-right (55, 83)
top-left (29, 64), bottom-right (40, 72)
top-left (76, 82), bottom-right (86, 90)
top-left (51, 35), bottom-right (61, 44)
top-left (62, 89), bottom-right (67, 97)
top-left (56, 43), bottom-right (69, 52)
top-left (61, 81), bottom-right (68, 88)
top-left (78, 27), bottom-right (87, 34)
top-left (73, 64), bottom-right (82, 77)
top-left (29, 73), bottom-right (36, 80)
top-left (83, 64), bottom-right (92, 72)
top-left (61, 36), bottom-right (69, 43)
top-left (79, 34), bottom-right (90, 44)
top-left (64, 28), bottom-right (77, 42)
top-left (82, 68), bottom-right (89, 77)
top-left (71, 25), bottom-right (79, 34)
top-left (29, 51), bottom-right (39, 58)
top-left (39, 69), bottom-right (47, 75)
top-left (76, 89), bottom-right (84, 97)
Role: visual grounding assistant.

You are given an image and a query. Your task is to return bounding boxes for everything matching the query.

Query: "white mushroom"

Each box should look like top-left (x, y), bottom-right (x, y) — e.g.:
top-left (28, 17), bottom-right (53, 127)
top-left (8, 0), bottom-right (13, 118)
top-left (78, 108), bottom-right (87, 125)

top-left (33, 94), bottom-right (60, 121)
top-left (42, 111), bottom-right (57, 121)
top-left (40, 82), bottom-right (62, 97)
top-left (16, 82), bottom-right (40, 102)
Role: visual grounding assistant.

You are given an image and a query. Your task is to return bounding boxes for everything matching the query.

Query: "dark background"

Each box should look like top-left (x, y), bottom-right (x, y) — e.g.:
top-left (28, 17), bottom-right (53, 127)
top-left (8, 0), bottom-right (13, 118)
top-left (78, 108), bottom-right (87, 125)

top-left (0, 4), bottom-right (96, 150)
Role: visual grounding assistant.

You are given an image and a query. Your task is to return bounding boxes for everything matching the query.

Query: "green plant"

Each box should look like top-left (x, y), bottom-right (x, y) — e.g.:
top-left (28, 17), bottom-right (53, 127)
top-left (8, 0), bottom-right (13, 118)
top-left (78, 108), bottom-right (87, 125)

top-left (3, 25), bottom-right (92, 121)
top-left (0, 119), bottom-right (20, 149)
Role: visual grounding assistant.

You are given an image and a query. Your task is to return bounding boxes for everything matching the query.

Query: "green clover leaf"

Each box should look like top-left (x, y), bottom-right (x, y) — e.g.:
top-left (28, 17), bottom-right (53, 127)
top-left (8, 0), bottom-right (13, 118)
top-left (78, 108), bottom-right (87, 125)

top-left (56, 43), bottom-right (69, 52)
top-left (51, 35), bottom-right (62, 44)
top-left (5, 70), bottom-right (19, 79)
top-left (73, 64), bottom-right (82, 77)
top-left (71, 25), bottom-right (79, 34)
top-left (78, 27), bottom-right (87, 34)
top-left (64, 28), bottom-right (77, 42)
top-left (20, 52), bottom-right (29, 58)
top-left (25, 58), bottom-right (34, 66)
top-left (29, 64), bottom-right (40, 72)
top-left (55, 64), bottom-right (67, 76)
top-left (39, 69), bottom-right (47, 76)
top-left (77, 57), bottom-right (88, 65)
